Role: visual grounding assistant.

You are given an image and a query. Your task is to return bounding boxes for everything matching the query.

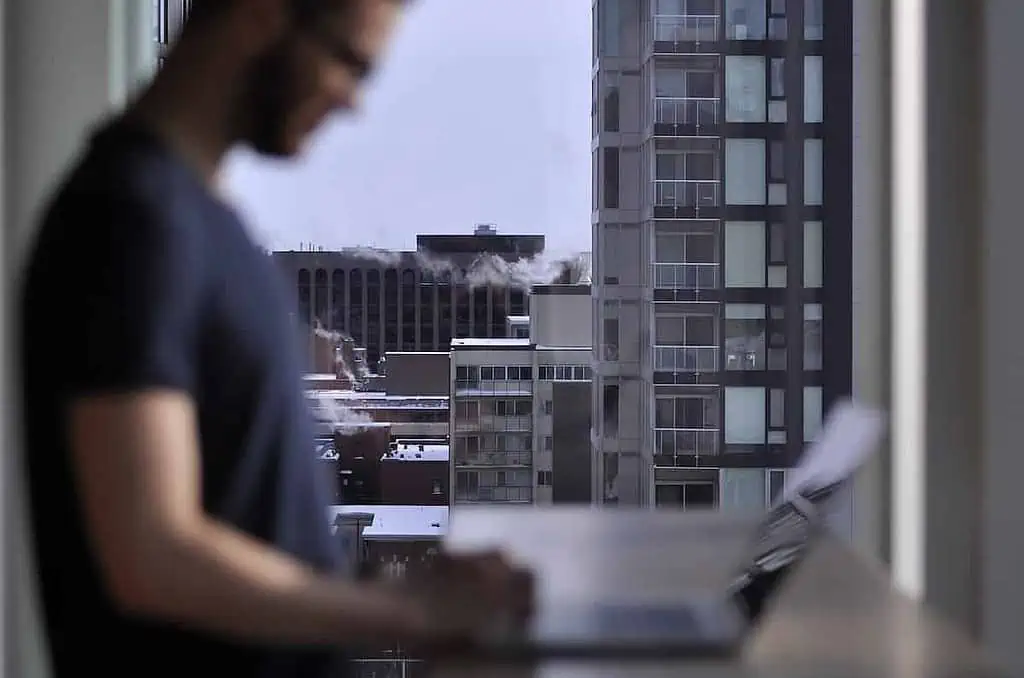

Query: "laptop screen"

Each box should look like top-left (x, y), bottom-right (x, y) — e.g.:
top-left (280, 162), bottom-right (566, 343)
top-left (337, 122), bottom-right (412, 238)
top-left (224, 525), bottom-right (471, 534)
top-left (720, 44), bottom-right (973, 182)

top-left (730, 400), bottom-right (885, 622)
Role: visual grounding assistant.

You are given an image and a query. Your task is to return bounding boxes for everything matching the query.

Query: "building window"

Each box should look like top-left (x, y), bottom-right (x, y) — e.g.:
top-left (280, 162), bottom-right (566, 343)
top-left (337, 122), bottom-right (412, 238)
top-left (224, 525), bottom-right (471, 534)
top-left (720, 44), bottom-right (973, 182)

top-left (720, 468), bottom-right (768, 512)
top-left (804, 221), bottom-right (823, 287)
top-left (804, 138), bottom-right (823, 205)
top-left (767, 468), bottom-right (788, 504)
top-left (509, 365), bottom-right (533, 380)
top-left (603, 147), bottom-right (620, 209)
top-left (725, 140), bottom-right (766, 205)
top-left (297, 269), bottom-right (312, 326)
top-left (724, 221), bottom-right (766, 286)
top-left (725, 56), bottom-right (766, 123)
top-left (603, 316), bottom-right (620, 360)
top-left (724, 304), bottom-right (765, 370)
top-left (725, 0), bottom-right (766, 39)
top-left (805, 0), bottom-right (824, 39)
top-left (767, 0), bottom-right (787, 40)
top-left (725, 387), bottom-right (766, 444)
top-left (803, 386), bottom-right (823, 442)
top-left (655, 481), bottom-right (718, 509)
top-left (768, 141), bottom-right (787, 206)
top-left (601, 223), bottom-right (642, 286)
top-left (597, 0), bottom-right (622, 57)
top-left (537, 470), bottom-right (553, 486)
top-left (654, 395), bottom-right (718, 456)
top-left (768, 388), bottom-right (787, 443)
top-left (602, 384), bottom-right (619, 436)
top-left (543, 400), bottom-right (553, 415)
top-left (331, 269), bottom-right (346, 331)
top-left (804, 56), bottom-right (823, 123)
top-left (804, 304), bottom-right (823, 370)
top-left (455, 400), bottom-right (480, 420)
top-left (455, 365), bottom-right (479, 387)
top-left (603, 83), bottom-right (620, 132)
top-left (544, 436), bottom-right (553, 451)
top-left (654, 315), bottom-right (716, 346)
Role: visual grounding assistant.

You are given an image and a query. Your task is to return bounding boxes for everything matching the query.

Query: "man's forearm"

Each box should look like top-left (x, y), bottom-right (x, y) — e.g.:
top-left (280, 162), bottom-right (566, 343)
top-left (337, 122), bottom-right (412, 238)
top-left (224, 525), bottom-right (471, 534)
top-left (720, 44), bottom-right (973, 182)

top-left (120, 516), bottom-right (424, 649)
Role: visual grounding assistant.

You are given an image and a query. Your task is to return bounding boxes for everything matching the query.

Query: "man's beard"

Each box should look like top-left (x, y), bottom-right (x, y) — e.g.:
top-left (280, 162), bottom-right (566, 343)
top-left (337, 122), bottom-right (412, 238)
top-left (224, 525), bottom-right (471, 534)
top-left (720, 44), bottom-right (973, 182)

top-left (236, 40), bottom-right (296, 157)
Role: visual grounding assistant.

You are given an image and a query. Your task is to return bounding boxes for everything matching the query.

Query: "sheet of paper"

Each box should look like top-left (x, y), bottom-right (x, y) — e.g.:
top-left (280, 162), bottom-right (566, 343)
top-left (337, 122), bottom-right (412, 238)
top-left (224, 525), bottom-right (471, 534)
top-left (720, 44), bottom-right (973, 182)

top-left (780, 398), bottom-right (887, 505)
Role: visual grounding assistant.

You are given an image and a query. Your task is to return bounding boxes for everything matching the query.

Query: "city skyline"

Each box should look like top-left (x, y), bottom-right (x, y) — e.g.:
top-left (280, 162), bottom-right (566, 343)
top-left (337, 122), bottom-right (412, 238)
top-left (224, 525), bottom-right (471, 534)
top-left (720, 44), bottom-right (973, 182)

top-left (222, 0), bottom-right (593, 256)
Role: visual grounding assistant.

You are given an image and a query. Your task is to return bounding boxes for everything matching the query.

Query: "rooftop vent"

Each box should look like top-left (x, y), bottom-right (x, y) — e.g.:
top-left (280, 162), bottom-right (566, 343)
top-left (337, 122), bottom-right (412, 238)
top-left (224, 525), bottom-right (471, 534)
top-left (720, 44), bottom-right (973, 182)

top-left (474, 223), bottom-right (497, 236)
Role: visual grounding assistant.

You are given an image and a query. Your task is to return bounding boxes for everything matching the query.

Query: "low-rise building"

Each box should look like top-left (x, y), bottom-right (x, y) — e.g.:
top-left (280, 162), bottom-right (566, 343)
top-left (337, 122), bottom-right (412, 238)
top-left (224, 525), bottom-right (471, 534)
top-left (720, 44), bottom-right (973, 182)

top-left (450, 284), bottom-right (593, 506)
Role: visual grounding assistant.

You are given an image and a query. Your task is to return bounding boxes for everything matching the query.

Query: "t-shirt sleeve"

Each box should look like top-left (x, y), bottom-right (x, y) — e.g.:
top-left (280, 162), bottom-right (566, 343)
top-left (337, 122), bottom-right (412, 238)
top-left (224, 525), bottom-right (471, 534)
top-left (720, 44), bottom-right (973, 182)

top-left (64, 192), bottom-right (206, 397)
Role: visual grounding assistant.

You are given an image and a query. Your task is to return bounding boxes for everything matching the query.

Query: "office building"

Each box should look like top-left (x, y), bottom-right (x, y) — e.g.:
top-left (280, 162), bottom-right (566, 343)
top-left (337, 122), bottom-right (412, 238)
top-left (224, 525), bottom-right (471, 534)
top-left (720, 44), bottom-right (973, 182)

top-left (450, 284), bottom-right (593, 505)
top-left (274, 225), bottom-right (547, 367)
top-left (591, 0), bottom-right (851, 508)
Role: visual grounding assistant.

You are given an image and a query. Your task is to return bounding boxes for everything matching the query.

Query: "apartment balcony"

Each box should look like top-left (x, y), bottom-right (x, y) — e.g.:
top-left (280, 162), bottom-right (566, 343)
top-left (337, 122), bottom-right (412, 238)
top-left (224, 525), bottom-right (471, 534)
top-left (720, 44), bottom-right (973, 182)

top-left (653, 180), bottom-right (719, 218)
top-left (455, 380), bottom-right (533, 396)
top-left (454, 415), bottom-right (532, 433)
top-left (652, 14), bottom-right (720, 47)
top-left (653, 97), bottom-right (720, 135)
top-left (456, 451), bottom-right (532, 468)
top-left (654, 428), bottom-right (720, 457)
top-left (455, 486), bottom-right (533, 503)
top-left (653, 345), bottom-right (719, 373)
top-left (652, 262), bottom-right (718, 290)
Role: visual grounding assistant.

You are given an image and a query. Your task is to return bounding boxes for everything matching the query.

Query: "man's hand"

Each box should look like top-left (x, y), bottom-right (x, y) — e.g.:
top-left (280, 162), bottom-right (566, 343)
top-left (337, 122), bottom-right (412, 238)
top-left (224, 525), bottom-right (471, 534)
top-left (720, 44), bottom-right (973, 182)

top-left (395, 550), bottom-right (535, 653)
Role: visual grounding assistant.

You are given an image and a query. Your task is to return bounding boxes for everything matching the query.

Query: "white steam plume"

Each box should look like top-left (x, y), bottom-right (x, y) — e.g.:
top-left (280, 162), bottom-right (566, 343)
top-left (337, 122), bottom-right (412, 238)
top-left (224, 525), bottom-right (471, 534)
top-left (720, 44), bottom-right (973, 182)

top-left (310, 323), bottom-right (375, 434)
top-left (336, 247), bottom-right (592, 290)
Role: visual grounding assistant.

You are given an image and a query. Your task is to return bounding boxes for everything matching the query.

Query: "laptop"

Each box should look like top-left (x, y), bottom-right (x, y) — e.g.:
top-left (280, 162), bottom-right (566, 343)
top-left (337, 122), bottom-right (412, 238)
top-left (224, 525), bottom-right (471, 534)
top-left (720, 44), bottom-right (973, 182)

top-left (455, 399), bottom-right (886, 660)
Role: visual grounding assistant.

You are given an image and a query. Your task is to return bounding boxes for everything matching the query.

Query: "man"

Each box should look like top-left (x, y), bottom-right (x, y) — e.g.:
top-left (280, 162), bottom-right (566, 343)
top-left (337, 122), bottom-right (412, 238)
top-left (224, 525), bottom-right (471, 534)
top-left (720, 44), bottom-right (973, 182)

top-left (18, 1), bottom-right (529, 676)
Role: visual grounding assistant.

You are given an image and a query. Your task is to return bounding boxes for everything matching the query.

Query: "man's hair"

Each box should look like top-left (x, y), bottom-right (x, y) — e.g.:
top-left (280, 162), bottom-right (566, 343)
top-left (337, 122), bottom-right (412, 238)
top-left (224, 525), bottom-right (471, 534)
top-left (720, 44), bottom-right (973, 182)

top-left (185, 0), bottom-right (351, 28)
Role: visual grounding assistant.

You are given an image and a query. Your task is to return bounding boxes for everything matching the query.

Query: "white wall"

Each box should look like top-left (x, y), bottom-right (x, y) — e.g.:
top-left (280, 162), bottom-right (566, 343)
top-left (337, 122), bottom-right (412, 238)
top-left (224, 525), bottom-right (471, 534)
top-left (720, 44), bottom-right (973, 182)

top-left (529, 291), bottom-right (592, 347)
top-left (3, 2), bottom-right (156, 675)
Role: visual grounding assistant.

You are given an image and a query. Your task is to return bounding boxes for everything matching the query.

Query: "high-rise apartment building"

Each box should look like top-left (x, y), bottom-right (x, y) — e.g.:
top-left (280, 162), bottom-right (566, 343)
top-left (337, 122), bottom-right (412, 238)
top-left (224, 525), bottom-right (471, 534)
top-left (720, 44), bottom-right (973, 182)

top-left (591, 0), bottom-right (852, 508)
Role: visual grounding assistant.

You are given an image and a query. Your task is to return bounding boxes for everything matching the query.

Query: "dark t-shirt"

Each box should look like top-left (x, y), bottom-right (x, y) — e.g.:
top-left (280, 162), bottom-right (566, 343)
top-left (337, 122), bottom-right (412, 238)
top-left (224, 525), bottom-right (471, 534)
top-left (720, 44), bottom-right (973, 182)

top-left (19, 120), bottom-right (346, 677)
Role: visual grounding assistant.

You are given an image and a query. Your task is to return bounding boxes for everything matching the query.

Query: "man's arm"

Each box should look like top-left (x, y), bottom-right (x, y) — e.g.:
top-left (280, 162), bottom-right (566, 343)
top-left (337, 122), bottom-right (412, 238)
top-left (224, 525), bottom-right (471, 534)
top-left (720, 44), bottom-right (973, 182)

top-left (69, 390), bottom-right (427, 647)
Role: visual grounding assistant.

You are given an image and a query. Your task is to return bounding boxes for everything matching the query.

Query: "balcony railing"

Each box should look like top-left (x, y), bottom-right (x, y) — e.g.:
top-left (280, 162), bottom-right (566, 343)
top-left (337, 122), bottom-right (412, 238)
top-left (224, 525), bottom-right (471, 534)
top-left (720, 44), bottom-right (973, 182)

top-left (724, 343), bottom-right (787, 370)
top-left (454, 415), bottom-right (532, 432)
top-left (653, 14), bottom-right (719, 43)
top-left (654, 180), bottom-right (720, 208)
top-left (653, 345), bottom-right (719, 372)
top-left (455, 380), bottom-right (533, 395)
top-left (655, 428), bottom-right (720, 456)
top-left (652, 262), bottom-right (719, 290)
top-left (456, 486), bottom-right (533, 503)
top-left (655, 97), bottom-right (720, 127)
top-left (456, 451), bottom-right (532, 467)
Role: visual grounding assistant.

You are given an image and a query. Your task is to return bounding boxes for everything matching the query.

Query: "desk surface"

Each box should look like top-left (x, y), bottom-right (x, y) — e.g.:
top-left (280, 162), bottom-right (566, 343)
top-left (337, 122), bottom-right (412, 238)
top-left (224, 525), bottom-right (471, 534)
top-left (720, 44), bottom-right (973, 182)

top-left (431, 507), bottom-right (1008, 678)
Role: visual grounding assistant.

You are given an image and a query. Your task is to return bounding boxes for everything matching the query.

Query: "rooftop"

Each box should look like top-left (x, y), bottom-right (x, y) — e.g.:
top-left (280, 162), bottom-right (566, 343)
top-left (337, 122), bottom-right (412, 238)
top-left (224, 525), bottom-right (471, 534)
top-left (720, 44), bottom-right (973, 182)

top-left (386, 442), bottom-right (450, 462)
top-left (328, 505), bottom-right (449, 541)
top-left (305, 390), bottom-right (449, 410)
top-left (451, 337), bottom-right (533, 349)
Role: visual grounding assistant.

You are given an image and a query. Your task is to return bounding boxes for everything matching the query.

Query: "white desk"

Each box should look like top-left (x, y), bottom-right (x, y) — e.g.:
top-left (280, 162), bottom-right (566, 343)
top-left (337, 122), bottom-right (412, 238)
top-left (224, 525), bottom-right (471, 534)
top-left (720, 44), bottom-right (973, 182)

top-left (431, 507), bottom-right (1009, 678)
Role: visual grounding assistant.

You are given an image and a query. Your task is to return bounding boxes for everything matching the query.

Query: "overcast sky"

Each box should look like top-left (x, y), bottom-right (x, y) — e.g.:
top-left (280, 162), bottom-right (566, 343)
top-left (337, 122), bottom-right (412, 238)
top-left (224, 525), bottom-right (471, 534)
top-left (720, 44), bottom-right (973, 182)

top-left (222, 0), bottom-right (593, 257)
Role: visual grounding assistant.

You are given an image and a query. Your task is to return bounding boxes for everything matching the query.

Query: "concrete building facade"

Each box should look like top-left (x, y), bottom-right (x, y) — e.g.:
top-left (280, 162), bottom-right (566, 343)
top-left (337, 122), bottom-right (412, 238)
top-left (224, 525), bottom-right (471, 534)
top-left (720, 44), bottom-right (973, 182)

top-left (450, 285), bottom-right (593, 506)
top-left (591, 0), bottom-right (851, 509)
top-left (273, 226), bottom-right (544, 368)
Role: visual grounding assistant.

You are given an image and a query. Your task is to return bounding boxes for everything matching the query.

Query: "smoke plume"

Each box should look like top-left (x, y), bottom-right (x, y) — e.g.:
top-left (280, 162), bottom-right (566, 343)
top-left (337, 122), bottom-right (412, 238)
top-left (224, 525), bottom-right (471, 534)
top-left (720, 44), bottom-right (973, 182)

top-left (309, 323), bottom-right (375, 434)
top-left (336, 247), bottom-right (592, 289)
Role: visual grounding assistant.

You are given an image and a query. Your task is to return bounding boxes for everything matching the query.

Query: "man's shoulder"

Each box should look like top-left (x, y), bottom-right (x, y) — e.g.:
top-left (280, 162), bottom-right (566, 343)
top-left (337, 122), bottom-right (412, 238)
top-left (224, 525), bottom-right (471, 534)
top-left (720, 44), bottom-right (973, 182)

top-left (55, 119), bottom-right (194, 215)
